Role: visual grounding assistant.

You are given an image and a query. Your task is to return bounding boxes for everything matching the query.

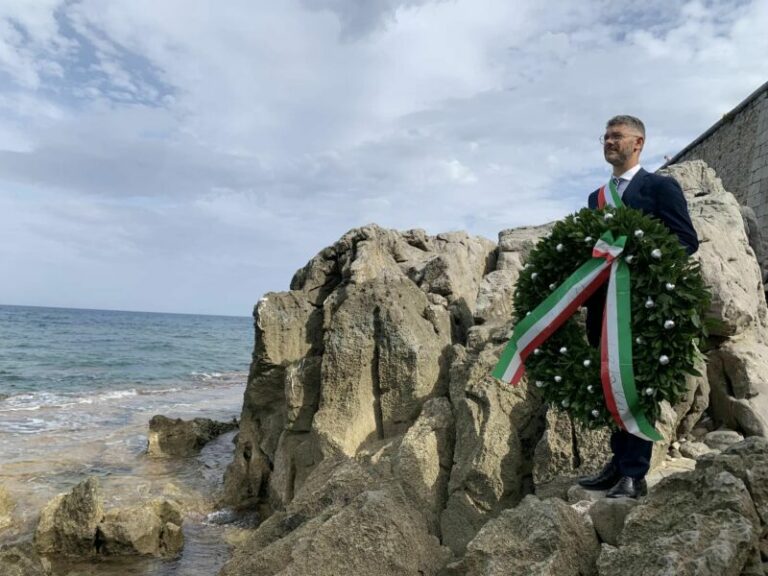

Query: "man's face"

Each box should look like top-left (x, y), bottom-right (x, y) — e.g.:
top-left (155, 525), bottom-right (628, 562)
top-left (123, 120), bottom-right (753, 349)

top-left (602, 124), bottom-right (644, 167)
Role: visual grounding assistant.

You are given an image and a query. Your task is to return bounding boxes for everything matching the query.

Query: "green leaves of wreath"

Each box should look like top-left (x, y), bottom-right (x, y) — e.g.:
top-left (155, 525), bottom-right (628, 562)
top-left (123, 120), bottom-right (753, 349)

top-left (512, 205), bottom-right (710, 429)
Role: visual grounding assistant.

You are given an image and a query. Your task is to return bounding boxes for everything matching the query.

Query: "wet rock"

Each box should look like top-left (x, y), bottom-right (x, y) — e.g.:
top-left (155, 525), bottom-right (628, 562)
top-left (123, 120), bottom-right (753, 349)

top-left (0, 543), bottom-right (50, 576)
top-left (444, 495), bottom-right (599, 576)
top-left (95, 499), bottom-right (184, 557)
top-left (35, 477), bottom-right (104, 556)
top-left (147, 415), bottom-right (238, 457)
top-left (0, 485), bottom-right (13, 532)
top-left (588, 498), bottom-right (638, 546)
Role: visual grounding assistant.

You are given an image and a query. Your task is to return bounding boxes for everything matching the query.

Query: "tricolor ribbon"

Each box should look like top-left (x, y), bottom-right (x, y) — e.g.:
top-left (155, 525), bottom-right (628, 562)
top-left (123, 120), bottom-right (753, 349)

top-left (492, 230), bottom-right (661, 442)
top-left (597, 177), bottom-right (622, 208)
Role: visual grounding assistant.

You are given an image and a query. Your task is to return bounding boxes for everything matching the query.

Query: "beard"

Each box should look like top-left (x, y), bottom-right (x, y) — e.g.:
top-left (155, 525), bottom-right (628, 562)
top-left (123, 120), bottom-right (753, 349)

top-left (604, 146), bottom-right (630, 166)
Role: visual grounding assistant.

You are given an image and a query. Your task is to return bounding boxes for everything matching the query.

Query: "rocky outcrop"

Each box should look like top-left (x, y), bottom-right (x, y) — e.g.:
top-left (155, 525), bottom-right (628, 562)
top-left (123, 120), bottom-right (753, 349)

top-left (34, 477), bottom-right (183, 559)
top-left (0, 544), bottom-right (50, 576)
top-left (445, 495), bottom-right (600, 576)
top-left (660, 161), bottom-right (768, 439)
top-left (219, 161), bottom-right (768, 575)
top-left (95, 499), bottom-right (184, 557)
top-left (220, 456), bottom-right (449, 576)
top-left (223, 225), bottom-right (495, 513)
top-left (147, 415), bottom-right (238, 457)
top-left (597, 438), bottom-right (768, 576)
top-left (35, 477), bottom-right (104, 556)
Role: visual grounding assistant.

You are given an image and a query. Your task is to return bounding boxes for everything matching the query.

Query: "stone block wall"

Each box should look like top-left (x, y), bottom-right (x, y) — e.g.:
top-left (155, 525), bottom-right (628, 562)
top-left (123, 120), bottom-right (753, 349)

top-left (673, 86), bottom-right (768, 230)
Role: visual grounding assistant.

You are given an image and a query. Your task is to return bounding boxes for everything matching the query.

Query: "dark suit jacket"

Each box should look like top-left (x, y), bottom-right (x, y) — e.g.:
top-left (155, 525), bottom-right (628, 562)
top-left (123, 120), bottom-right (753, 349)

top-left (585, 168), bottom-right (699, 346)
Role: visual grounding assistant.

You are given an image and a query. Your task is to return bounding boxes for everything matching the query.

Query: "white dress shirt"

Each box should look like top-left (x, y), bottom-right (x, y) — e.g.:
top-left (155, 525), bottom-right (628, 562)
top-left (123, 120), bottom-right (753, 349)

top-left (613, 164), bottom-right (643, 198)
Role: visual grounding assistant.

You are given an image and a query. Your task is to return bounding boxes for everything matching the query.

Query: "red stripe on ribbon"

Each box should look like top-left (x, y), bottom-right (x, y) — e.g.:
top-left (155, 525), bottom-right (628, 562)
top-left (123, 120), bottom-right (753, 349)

top-left (597, 185), bottom-right (607, 209)
top-left (511, 266), bottom-right (611, 385)
top-left (600, 309), bottom-right (623, 429)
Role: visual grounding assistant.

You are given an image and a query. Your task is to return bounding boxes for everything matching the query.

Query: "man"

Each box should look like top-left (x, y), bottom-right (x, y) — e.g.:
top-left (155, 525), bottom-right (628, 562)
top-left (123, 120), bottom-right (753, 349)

top-left (578, 115), bottom-right (698, 498)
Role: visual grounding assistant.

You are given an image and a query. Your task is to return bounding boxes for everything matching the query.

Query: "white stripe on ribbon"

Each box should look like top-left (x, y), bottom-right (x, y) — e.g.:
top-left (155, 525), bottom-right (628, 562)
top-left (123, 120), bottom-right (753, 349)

top-left (499, 259), bottom-right (612, 383)
top-left (605, 261), bottom-right (654, 441)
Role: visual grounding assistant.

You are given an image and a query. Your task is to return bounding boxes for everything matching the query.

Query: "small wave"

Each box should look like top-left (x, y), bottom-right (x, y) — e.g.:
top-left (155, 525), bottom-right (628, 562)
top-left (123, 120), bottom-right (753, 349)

top-left (0, 388), bottom-right (138, 411)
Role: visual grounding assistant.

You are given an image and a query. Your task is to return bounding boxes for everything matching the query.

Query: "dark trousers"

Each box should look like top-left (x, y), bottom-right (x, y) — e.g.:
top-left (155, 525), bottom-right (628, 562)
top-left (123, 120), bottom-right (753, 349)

top-left (610, 429), bottom-right (653, 479)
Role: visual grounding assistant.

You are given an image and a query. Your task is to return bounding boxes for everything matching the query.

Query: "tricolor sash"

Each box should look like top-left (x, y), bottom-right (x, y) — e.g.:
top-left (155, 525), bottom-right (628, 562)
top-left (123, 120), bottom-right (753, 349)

top-left (597, 178), bottom-right (622, 208)
top-left (492, 230), bottom-right (661, 442)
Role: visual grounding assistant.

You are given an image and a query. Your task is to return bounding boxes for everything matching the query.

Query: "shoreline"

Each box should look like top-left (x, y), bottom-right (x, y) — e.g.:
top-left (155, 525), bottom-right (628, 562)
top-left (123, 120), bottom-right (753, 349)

top-left (0, 377), bottom-right (247, 575)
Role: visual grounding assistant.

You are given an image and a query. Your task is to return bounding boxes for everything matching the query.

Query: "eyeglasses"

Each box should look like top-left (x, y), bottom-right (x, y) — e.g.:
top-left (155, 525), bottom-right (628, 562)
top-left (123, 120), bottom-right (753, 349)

top-left (599, 132), bottom-right (642, 145)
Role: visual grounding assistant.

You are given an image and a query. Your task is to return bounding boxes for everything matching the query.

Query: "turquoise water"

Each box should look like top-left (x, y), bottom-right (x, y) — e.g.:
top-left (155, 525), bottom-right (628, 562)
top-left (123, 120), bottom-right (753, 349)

top-left (0, 304), bottom-right (252, 399)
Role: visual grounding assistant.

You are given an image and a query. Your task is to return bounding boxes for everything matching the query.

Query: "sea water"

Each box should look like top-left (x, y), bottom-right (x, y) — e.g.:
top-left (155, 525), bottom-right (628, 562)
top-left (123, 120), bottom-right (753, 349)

top-left (0, 304), bottom-right (253, 575)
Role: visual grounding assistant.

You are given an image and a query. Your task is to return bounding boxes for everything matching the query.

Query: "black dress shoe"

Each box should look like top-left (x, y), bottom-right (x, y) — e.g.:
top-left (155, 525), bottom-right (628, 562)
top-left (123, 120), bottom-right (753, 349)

top-left (606, 476), bottom-right (647, 499)
top-left (577, 461), bottom-right (619, 490)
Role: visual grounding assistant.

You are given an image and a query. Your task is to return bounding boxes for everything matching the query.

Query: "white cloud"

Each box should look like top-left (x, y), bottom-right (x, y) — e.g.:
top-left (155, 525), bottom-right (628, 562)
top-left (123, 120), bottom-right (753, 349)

top-left (0, 0), bottom-right (767, 314)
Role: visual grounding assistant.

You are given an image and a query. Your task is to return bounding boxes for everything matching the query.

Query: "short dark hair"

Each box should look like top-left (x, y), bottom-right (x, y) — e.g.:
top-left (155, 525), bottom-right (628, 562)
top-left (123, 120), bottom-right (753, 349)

top-left (606, 115), bottom-right (645, 137)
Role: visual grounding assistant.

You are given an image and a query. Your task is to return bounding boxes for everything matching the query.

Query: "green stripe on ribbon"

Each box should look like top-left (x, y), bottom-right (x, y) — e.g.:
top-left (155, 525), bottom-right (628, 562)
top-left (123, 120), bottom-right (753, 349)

top-left (614, 259), bottom-right (662, 441)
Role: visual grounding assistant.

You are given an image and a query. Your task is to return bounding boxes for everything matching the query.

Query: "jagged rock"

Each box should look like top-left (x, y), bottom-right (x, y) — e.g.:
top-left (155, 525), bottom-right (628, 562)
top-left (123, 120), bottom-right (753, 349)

top-left (35, 477), bottom-right (104, 556)
top-left (532, 409), bottom-right (612, 499)
top-left (708, 338), bottom-right (768, 437)
top-left (740, 205), bottom-right (768, 285)
top-left (224, 224), bottom-right (499, 510)
top-left (392, 398), bottom-right (454, 531)
top-left (312, 275), bottom-right (453, 458)
top-left (588, 498), bottom-right (638, 546)
top-left (219, 488), bottom-right (449, 576)
top-left (0, 544), bottom-right (50, 576)
top-left (474, 269), bottom-right (518, 324)
top-left (597, 461), bottom-right (761, 576)
top-left (95, 499), bottom-right (184, 557)
top-left (566, 485), bottom-right (604, 504)
top-left (659, 162), bottom-right (768, 337)
top-left (695, 438), bottom-right (768, 526)
top-left (147, 415), bottom-right (238, 457)
top-left (703, 429), bottom-right (746, 451)
top-left (0, 486), bottom-right (13, 532)
top-left (440, 344), bottom-right (543, 554)
top-left (444, 495), bottom-right (600, 576)
top-left (679, 440), bottom-right (715, 459)
top-left (674, 368), bottom-right (710, 438)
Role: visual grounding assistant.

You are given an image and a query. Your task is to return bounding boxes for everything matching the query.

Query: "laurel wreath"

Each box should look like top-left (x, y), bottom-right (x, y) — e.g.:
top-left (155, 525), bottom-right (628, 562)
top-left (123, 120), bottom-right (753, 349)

top-left (515, 205), bottom-right (710, 427)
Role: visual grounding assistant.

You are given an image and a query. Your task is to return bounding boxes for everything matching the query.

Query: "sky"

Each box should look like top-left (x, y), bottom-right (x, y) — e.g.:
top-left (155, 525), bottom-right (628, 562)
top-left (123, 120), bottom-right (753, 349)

top-left (0, 0), bottom-right (766, 316)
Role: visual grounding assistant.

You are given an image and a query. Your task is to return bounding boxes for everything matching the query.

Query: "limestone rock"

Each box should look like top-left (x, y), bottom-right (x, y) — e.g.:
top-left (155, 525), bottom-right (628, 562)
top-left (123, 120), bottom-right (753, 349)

top-left (532, 409), bottom-right (612, 499)
top-left (679, 440), bottom-right (715, 459)
top-left (313, 276), bottom-right (453, 458)
top-left (445, 495), bottom-right (600, 576)
top-left (147, 415), bottom-right (238, 457)
top-left (474, 269), bottom-right (518, 325)
top-left (392, 397), bottom-right (454, 530)
top-left (0, 485), bottom-right (13, 532)
top-left (35, 477), bottom-right (104, 556)
top-left (708, 337), bottom-right (768, 437)
top-left (588, 498), bottom-right (638, 546)
top-left (0, 544), bottom-right (50, 576)
top-left (659, 161), bottom-right (768, 337)
top-left (597, 464), bottom-right (761, 576)
top-left (440, 344), bottom-right (543, 554)
top-left (704, 429), bottom-right (746, 451)
top-left (220, 488), bottom-right (449, 576)
top-left (740, 204), bottom-right (768, 285)
top-left (95, 499), bottom-right (184, 557)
